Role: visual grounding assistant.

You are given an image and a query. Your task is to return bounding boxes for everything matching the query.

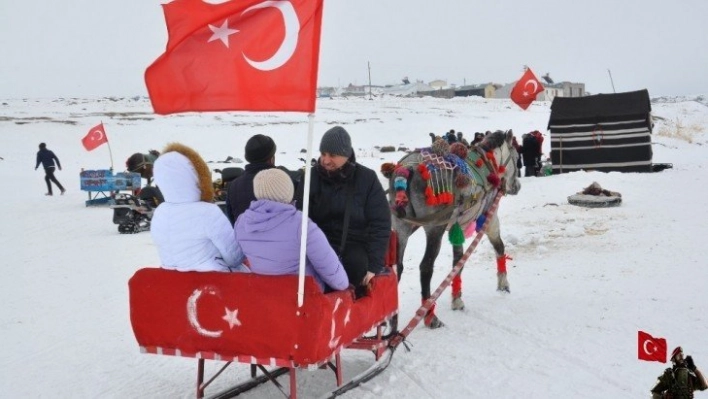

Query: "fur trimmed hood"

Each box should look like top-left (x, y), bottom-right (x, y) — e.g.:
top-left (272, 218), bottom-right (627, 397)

top-left (153, 142), bottom-right (214, 203)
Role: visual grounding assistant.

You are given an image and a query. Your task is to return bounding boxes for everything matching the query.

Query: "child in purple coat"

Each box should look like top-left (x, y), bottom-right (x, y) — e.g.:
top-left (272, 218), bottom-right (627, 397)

top-left (234, 168), bottom-right (349, 292)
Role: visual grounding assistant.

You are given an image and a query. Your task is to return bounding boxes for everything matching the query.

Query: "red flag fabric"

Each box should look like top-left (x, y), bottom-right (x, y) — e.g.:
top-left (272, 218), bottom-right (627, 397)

top-left (82, 123), bottom-right (108, 151)
top-left (145, 0), bottom-right (324, 115)
top-left (638, 330), bottom-right (667, 362)
top-left (510, 68), bottom-right (545, 110)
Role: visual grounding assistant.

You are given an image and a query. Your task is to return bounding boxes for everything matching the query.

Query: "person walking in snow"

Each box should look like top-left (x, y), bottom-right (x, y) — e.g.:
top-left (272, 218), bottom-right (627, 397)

top-left (651, 346), bottom-right (707, 398)
top-left (35, 142), bottom-right (65, 196)
top-left (151, 142), bottom-right (247, 273)
top-left (234, 168), bottom-right (349, 292)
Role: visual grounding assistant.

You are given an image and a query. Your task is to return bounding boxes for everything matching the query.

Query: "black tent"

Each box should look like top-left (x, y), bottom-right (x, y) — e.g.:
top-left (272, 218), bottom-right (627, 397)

top-left (547, 89), bottom-right (653, 173)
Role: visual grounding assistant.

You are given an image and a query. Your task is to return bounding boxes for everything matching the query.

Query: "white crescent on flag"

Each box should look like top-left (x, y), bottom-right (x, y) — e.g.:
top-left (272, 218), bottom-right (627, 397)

top-left (91, 129), bottom-right (104, 141)
top-left (524, 80), bottom-right (539, 96)
top-left (187, 287), bottom-right (223, 338)
top-left (242, 1), bottom-right (299, 71)
top-left (643, 339), bottom-right (656, 355)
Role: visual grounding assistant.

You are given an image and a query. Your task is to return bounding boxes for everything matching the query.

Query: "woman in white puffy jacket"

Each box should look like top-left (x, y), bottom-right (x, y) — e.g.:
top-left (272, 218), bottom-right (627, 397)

top-left (151, 142), bottom-right (246, 272)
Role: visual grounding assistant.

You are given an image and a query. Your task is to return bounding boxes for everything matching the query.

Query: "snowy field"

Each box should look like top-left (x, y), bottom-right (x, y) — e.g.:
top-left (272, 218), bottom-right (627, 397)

top-left (1, 94), bottom-right (707, 398)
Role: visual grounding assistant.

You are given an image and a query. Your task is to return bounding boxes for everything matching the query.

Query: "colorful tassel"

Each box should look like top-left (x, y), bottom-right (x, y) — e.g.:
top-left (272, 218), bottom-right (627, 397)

top-left (487, 173), bottom-right (500, 187)
top-left (448, 222), bottom-right (465, 245)
top-left (475, 159), bottom-right (484, 167)
top-left (475, 214), bottom-right (487, 232)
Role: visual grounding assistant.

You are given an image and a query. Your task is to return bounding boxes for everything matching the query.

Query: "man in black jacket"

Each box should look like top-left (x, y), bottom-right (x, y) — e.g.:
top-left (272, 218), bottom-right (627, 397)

top-left (295, 126), bottom-right (391, 297)
top-left (35, 143), bottom-right (65, 196)
top-left (225, 134), bottom-right (277, 225)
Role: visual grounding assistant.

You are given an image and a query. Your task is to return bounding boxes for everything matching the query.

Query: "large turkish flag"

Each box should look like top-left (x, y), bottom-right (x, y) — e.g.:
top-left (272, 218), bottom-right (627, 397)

top-left (145, 0), bottom-right (324, 114)
top-left (510, 68), bottom-right (544, 111)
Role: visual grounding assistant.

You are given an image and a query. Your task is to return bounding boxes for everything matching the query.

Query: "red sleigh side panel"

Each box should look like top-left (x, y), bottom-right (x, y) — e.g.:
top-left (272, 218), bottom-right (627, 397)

top-left (128, 268), bottom-right (398, 366)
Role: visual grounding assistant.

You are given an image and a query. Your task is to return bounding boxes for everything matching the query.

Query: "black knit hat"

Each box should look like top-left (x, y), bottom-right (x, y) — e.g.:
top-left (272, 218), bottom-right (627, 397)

top-left (244, 134), bottom-right (276, 163)
top-left (319, 126), bottom-right (352, 157)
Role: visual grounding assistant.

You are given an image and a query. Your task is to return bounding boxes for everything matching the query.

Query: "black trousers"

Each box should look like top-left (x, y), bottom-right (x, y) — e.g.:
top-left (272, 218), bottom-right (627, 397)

top-left (339, 241), bottom-right (370, 288)
top-left (44, 167), bottom-right (64, 194)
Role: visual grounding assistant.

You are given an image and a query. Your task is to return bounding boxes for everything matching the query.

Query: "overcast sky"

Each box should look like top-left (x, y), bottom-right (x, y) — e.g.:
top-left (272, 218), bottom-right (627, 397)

top-left (1, 0), bottom-right (706, 98)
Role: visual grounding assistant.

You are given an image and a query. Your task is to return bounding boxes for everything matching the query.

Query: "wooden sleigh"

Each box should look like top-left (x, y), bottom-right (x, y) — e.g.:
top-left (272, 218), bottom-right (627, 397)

top-left (128, 234), bottom-right (399, 398)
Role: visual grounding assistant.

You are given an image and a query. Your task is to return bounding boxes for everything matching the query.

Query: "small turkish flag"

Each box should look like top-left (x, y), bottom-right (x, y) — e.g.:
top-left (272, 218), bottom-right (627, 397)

top-left (82, 123), bottom-right (108, 151)
top-left (145, 0), bottom-right (324, 114)
top-left (510, 68), bottom-right (545, 110)
top-left (638, 330), bottom-right (667, 362)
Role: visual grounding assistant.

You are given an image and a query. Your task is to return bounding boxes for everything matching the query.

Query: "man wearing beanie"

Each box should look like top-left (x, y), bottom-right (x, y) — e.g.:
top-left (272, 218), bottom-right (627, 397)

top-left (295, 126), bottom-right (391, 298)
top-left (225, 134), bottom-right (277, 225)
top-left (234, 169), bottom-right (349, 292)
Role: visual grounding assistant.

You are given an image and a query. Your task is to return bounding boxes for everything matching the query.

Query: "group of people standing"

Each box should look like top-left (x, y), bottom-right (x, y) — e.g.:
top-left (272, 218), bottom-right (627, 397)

top-left (150, 126), bottom-right (391, 298)
top-left (434, 128), bottom-right (546, 178)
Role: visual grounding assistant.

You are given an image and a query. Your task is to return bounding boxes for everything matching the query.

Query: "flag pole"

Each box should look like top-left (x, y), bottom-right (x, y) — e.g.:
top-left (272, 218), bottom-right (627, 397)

top-left (102, 121), bottom-right (115, 171)
top-left (297, 114), bottom-right (315, 307)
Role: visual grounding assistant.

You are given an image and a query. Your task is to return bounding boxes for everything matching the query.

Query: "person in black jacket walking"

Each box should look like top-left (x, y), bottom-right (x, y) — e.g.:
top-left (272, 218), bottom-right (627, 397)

top-left (295, 126), bottom-right (391, 297)
top-left (35, 143), bottom-right (65, 196)
top-left (225, 134), bottom-right (277, 225)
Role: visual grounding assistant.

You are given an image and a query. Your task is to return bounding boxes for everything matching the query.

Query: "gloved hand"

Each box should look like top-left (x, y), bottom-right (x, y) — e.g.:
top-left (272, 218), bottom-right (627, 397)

top-left (58, 166), bottom-right (62, 171)
top-left (686, 355), bottom-right (696, 371)
top-left (35, 167), bottom-right (38, 170)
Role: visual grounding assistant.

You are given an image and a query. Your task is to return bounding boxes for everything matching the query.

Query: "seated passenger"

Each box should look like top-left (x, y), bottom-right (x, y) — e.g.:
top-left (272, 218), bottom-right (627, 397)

top-left (234, 168), bottom-right (349, 292)
top-left (151, 143), bottom-right (247, 272)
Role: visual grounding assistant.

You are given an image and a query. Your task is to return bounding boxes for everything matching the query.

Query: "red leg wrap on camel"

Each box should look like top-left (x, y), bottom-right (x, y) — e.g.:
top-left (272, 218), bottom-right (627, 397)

top-left (496, 255), bottom-right (507, 274)
top-left (451, 275), bottom-right (462, 298)
top-left (423, 299), bottom-right (437, 326)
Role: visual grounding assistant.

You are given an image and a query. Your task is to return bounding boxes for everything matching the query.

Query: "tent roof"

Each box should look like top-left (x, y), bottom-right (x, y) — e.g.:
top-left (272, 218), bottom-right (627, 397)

top-left (548, 89), bottom-right (651, 127)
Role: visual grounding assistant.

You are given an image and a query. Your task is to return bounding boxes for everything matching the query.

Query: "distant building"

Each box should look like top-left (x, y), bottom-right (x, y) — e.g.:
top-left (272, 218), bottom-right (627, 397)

top-left (428, 79), bottom-right (448, 90)
top-left (454, 83), bottom-right (496, 98)
top-left (341, 83), bottom-right (368, 97)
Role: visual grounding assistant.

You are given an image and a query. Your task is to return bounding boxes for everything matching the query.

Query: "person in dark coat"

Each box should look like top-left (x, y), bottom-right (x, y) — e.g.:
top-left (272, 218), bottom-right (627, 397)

top-left (471, 132), bottom-right (485, 146)
top-left (651, 346), bottom-right (707, 398)
top-left (511, 135), bottom-right (523, 178)
top-left (35, 143), bottom-right (65, 196)
top-left (225, 134), bottom-right (276, 225)
top-left (521, 133), bottom-right (540, 177)
top-left (295, 126), bottom-right (391, 297)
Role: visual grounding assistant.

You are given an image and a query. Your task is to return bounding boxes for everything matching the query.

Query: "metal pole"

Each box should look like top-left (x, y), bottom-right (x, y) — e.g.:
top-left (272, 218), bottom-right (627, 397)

top-left (607, 69), bottom-right (616, 93)
top-left (102, 121), bottom-right (114, 171)
top-left (297, 114), bottom-right (315, 307)
top-left (367, 61), bottom-right (372, 100)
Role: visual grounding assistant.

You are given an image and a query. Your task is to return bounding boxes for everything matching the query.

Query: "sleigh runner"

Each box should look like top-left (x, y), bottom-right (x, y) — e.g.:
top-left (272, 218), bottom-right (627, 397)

top-left (128, 238), bottom-right (399, 398)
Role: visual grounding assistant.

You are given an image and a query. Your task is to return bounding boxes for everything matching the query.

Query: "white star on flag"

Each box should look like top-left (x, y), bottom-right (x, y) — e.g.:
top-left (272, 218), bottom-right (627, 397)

top-left (222, 307), bottom-right (242, 329)
top-left (208, 20), bottom-right (239, 48)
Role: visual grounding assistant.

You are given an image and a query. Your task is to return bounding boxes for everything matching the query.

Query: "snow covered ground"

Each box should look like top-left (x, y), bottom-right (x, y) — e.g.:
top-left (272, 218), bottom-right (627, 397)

top-left (1, 94), bottom-right (707, 398)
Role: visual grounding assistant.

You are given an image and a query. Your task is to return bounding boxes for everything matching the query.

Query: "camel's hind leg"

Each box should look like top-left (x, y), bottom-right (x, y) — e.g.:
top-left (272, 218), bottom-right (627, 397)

top-left (486, 215), bottom-right (510, 293)
top-left (420, 225), bottom-right (446, 328)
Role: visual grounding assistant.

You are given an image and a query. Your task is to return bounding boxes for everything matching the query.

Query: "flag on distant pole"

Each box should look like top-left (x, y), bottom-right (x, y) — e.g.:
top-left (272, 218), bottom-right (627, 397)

top-left (82, 122), bottom-right (114, 170)
top-left (510, 67), bottom-right (545, 110)
top-left (638, 330), bottom-right (667, 363)
top-left (82, 123), bottom-right (108, 151)
top-left (145, 0), bottom-right (324, 114)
